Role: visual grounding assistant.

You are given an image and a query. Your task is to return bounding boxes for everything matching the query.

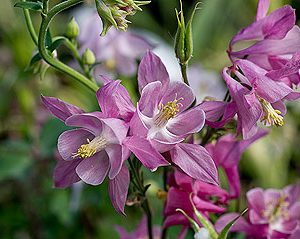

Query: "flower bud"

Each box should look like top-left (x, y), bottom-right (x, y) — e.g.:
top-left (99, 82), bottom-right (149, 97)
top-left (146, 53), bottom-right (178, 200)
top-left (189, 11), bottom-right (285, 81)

top-left (82, 48), bottom-right (96, 65)
top-left (95, 0), bottom-right (150, 36)
top-left (66, 17), bottom-right (80, 39)
top-left (174, 1), bottom-right (199, 65)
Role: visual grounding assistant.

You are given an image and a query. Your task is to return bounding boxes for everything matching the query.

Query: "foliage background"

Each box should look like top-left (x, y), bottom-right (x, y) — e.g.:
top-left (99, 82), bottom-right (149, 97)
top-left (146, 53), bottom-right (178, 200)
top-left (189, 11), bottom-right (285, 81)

top-left (0, 0), bottom-right (299, 238)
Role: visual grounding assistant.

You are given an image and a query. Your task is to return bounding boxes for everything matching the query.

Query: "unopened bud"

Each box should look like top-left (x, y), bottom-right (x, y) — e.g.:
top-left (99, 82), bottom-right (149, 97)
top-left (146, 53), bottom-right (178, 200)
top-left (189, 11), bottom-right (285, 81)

top-left (66, 17), bottom-right (80, 39)
top-left (82, 48), bottom-right (96, 65)
top-left (174, 1), bottom-right (199, 65)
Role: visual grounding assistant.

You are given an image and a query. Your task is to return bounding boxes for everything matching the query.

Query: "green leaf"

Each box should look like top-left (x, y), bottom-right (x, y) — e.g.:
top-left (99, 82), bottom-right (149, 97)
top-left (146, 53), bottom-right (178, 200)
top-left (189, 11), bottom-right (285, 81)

top-left (49, 37), bottom-right (66, 52)
top-left (217, 208), bottom-right (248, 239)
top-left (29, 52), bottom-right (42, 66)
top-left (14, 1), bottom-right (43, 11)
top-left (45, 29), bottom-right (53, 48)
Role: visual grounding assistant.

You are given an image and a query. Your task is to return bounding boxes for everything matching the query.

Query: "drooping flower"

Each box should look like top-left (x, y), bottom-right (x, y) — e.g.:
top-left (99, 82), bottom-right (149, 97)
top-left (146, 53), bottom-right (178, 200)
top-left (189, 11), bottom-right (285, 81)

top-left (215, 184), bottom-right (300, 239)
top-left (223, 59), bottom-right (294, 139)
top-left (115, 216), bottom-right (161, 239)
top-left (205, 130), bottom-right (267, 198)
top-left (78, 10), bottom-right (153, 78)
top-left (163, 170), bottom-right (228, 236)
top-left (125, 51), bottom-right (218, 184)
top-left (42, 79), bottom-right (135, 214)
top-left (228, 0), bottom-right (300, 86)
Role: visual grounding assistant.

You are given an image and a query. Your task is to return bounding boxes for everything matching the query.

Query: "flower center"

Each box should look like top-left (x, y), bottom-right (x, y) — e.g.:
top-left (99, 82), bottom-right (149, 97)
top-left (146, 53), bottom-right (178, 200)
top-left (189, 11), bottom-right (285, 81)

top-left (153, 97), bottom-right (183, 127)
top-left (72, 136), bottom-right (107, 159)
top-left (258, 97), bottom-right (284, 126)
top-left (263, 194), bottom-right (289, 223)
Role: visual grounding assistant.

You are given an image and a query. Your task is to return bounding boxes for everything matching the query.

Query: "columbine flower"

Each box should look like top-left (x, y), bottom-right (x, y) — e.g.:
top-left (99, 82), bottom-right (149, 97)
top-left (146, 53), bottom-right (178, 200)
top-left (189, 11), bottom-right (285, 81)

top-left (125, 51), bottom-right (218, 184)
top-left (216, 184), bottom-right (300, 239)
top-left (42, 79), bottom-right (135, 214)
top-left (205, 130), bottom-right (267, 198)
top-left (223, 59), bottom-right (294, 139)
top-left (78, 10), bottom-right (153, 78)
top-left (163, 170), bottom-right (228, 237)
top-left (228, 0), bottom-right (300, 86)
top-left (115, 216), bottom-right (161, 239)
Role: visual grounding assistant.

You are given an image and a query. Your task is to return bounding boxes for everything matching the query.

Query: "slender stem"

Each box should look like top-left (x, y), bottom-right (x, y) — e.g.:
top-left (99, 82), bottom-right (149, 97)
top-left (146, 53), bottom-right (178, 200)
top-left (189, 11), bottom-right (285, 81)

top-left (128, 158), bottom-right (153, 239)
top-left (64, 38), bottom-right (96, 82)
top-left (180, 63), bottom-right (189, 85)
top-left (37, 0), bottom-right (98, 92)
top-left (142, 198), bottom-right (153, 239)
top-left (22, 0), bottom-right (38, 46)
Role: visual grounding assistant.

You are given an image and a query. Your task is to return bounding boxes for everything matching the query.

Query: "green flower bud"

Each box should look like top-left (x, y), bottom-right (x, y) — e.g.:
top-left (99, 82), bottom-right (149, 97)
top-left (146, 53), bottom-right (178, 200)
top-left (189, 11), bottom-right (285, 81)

top-left (95, 0), bottom-right (150, 36)
top-left (82, 48), bottom-right (96, 65)
top-left (174, 1), bottom-right (199, 65)
top-left (66, 17), bottom-right (80, 39)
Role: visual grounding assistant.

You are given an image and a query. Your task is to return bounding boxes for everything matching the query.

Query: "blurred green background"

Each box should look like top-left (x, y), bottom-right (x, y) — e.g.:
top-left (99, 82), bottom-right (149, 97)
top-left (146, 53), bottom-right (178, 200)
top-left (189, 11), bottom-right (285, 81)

top-left (0, 0), bottom-right (299, 238)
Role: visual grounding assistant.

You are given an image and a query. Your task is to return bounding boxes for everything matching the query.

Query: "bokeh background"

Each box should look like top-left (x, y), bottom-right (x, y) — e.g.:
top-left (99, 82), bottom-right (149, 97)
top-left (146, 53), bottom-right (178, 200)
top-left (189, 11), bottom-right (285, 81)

top-left (1, 0), bottom-right (300, 238)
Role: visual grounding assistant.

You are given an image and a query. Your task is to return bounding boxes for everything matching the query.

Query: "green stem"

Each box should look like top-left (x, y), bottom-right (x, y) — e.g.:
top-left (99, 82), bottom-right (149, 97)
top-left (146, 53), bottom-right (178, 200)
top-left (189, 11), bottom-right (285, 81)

top-left (180, 63), bottom-right (189, 85)
top-left (22, 0), bottom-right (38, 46)
top-left (128, 158), bottom-right (153, 239)
top-left (38, 0), bottom-right (98, 92)
top-left (64, 38), bottom-right (96, 82)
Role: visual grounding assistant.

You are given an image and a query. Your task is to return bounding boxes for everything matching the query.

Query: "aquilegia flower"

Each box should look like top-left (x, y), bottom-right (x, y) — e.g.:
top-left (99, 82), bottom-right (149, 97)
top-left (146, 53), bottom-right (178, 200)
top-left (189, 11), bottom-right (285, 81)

top-left (205, 130), bottom-right (267, 198)
top-left (125, 51), bottom-right (218, 184)
top-left (216, 184), bottom-right (300, 239)
top-left (228, 0), bottom-right (300, 87)
top-left (78, 10), bottom-right (153, 78)
top-left (223, 59), bottom-right (296, 139)
top-left (42, 79), bottom-right (135, 214)
top-left (164, 170), bottom-right (228, 237)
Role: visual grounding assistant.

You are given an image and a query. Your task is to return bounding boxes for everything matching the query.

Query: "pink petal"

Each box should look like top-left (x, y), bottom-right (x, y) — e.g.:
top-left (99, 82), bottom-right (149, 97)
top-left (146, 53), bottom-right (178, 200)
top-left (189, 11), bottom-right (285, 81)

top-left (106, 144), bottom-right (123, 179)
top-left (123, 136), bottom-right (170, 171)
top-left (167, 105), bottom-right (205, 136)
top-left (108, 164), bottom-right (129, 214)
top-left (76, 150), bottom-right (110, 185)
top-left (58, 129), bottom-right (94, 161)
top-left (138, 51), bottom-right (170, 92)
top-left (256, 0), bottom-right (270, 21)
top-left (170, 143), bottom-right (218, 185)
top-left (41, 96), bottom-right (84, 122)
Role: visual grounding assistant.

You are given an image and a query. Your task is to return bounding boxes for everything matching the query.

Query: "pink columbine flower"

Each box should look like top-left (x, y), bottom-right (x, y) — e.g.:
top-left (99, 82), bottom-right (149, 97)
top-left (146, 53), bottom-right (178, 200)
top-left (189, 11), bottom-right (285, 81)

top-left (78, 10), bottom-right (153, 77)
top-left (115, 216), bottom-right (161, 239)
top-left (42, 79), bottom-right (135, 214)
top-left (223, 59), bottom-right (295, 139)
top-left (164, 170), bottom-right (228, 236)
top-left (216, 184), bottom-right (300, 239)
top-left (228, 0), bottom-right (300, 86)
top-left (205, 130), bottom-right (267, 198)
top-left (124, 51), bottom-right (218, 184)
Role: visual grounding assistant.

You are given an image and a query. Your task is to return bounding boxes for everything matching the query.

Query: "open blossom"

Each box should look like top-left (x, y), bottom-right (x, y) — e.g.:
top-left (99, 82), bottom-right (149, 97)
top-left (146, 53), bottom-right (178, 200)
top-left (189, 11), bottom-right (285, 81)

top-left (228, 0), bottom-right (300, 86)
top-left (78, 10), bottom-right (153, 78)
top-left (223, 59), bottom-right (296, 139)
top-left (125, 51), bottom-right (218, 184)
top-left (42, 79), bottom-right (135, 214)
top-left (216, 184), bottom-right (300, 239)
top-left (164, 170), bottom-right (228, 236)
top-left (205, 130), bottom-right (267, 198)
top-left (115, 216), bottom-right (161, 239)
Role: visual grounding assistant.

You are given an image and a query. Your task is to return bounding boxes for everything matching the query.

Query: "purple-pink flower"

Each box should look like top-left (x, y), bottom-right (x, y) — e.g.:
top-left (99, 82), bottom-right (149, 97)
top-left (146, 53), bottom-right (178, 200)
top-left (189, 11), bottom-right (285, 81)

top-left (223, 59), bottom-right (295, 139)
top-left (42, 79), bottom-right (135, 214)
top-left (205, 130), bottom-right (267, 198)
top-left (78, 10), bottom-right (153, 78)
top-left (228, 0), bottom-right (300, 87)
top-left (164, 170), bottom-right (228, 236)
top-left (125, 51), bottom-right (218, 184)
top-left (216, 184), bottom-right (300, 239)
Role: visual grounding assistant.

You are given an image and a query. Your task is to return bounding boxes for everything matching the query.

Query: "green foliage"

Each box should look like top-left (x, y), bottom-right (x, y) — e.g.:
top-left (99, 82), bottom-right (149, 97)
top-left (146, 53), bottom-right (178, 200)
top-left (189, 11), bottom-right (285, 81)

top-left (14, 1), bottom-right (43, 11)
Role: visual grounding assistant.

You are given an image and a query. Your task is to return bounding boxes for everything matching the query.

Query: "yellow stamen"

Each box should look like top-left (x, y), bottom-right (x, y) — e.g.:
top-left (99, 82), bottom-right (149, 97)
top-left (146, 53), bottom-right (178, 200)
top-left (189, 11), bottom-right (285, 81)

top-left (263, 194), bottom-right (290, 222)
top-left (258, 97), bottom-right (284, 127)
top-left (72, 136), bottom-right (107, 159)
top-left (154, 96), bottom-right (183, 127)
